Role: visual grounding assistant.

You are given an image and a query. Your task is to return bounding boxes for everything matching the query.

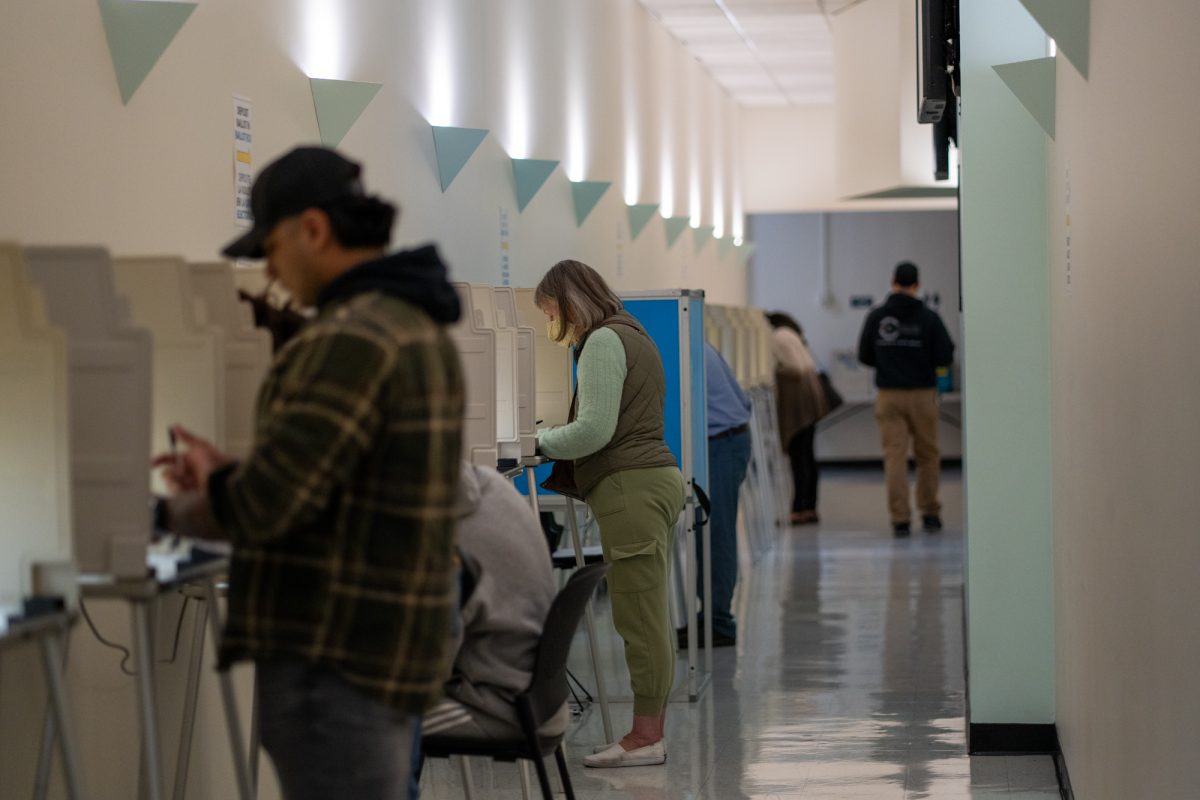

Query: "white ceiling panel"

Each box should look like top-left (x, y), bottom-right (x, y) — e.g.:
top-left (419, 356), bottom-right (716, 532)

top-left (638, 0), bottom-right (835, 106)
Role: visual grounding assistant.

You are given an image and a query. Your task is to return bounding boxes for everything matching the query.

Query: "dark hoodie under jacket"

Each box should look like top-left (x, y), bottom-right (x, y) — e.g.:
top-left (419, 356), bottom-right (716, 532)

top-left (316, 244), bottom-right (461, 324)
top-left (857, 293), bottom-right (954, 389)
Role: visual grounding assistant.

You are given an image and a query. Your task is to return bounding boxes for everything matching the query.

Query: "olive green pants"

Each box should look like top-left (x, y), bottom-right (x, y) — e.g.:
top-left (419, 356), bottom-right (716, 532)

top-left (586, 466), bottom-right (685, 715)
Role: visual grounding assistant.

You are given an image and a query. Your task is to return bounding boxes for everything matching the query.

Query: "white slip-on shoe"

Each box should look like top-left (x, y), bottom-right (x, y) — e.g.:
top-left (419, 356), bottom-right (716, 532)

top-left (592, 740), bottom-right (668, 755)
top-left (583, 740), bottom-right (667, 768)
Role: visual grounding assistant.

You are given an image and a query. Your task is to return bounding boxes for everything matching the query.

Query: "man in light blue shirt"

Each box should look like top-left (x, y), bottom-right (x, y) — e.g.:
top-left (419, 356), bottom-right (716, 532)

top-left (680, 342), bottom-right (752, 648)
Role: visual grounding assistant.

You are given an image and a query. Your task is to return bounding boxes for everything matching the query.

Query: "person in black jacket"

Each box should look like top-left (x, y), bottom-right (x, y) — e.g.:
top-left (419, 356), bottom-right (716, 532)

top-left (857, 262), bottom-right (955, 536)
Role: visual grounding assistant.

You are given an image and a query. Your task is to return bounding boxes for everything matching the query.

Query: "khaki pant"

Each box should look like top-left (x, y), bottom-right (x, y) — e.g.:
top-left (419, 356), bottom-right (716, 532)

top-left (587, 466), bottom-right (685, 716)
top-left (874, 388), bottom-right (942, 524)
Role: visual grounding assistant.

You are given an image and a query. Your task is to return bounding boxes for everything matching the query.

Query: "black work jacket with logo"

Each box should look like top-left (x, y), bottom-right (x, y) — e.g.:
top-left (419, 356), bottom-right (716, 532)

top-left (857, 293), bottom-right (955, 389)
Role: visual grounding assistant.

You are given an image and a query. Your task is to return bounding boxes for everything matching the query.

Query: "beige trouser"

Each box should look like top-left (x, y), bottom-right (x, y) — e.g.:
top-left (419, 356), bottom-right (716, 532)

top-left (874, 388), bottom-right (942, 524)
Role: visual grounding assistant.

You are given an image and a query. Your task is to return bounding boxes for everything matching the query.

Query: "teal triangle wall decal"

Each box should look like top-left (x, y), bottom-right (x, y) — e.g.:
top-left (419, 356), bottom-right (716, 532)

top-left (693, 225), bottom-right (715, 252)
top-left (994, 58), bottom-right (1056, 139)
top-left (98, 0), bottom-right (197, 104)
top-left (432, 126), bottom-right (489, 192)
top-left (512, 159), bottom-right (559, 212)
top-left (571, 181), bottom-right (611, 226)
top-left (737, 242), bottom-right (757, 266)
top-left (627, 204), bottom-right (659, 240)
top-left (310, 78), bottom-right (382, 147)
top-left (1017, 0), bottom-right (1089, 78)
top-left (718, 236), bottom-right (735, 258)
top-left (664, 217), bottom-right (690, 248)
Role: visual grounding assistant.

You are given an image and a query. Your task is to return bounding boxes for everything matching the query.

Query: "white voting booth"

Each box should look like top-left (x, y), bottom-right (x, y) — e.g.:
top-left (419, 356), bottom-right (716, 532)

top-left (188, 262), bottom-right (273, 459)
top-left (112, 257), bottom-right (227, 494)
top-left (460, 284), bottom-right (520, 464)
top-left (493, 287), bottom-right (537, 459)
top-left (0, 252), bottom-right (89, 800)
top-left (449, 283), bottom-right (498, 467)
top-left (0, 243), bottom-right (73, 613)
top-left (24, 246), bottom-right (154, 579)
top-left (705, 303), bottom-right (789, 558)
top-left (513, 287), bottom-right (572, 428)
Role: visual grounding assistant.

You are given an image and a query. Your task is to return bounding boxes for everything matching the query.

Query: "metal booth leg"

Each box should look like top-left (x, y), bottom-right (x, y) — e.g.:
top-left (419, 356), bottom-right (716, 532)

top-left (203, 579), bottom-right (255, 800)
top-left (132, 600), bottom-right (165, 800)
top-left (34, 630), bottom-right (68, 800)
top-left (172, 596), bottom-right (209, 800)
top-left (563, 497), bottom-right (614, 743)
top-left (38, 627), bottom-right (90, 800)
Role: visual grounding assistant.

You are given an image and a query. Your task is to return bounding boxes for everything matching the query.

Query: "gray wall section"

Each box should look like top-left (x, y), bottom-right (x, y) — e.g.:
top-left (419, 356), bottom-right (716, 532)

top-left (747, 210), bottom-right (961, 392)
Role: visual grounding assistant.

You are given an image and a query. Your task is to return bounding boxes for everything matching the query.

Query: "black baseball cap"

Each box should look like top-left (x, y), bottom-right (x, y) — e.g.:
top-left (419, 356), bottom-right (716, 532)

top-left (222, 147), bottom-right (366, 259)
top-left (893, 261), bottom-right (919, 287)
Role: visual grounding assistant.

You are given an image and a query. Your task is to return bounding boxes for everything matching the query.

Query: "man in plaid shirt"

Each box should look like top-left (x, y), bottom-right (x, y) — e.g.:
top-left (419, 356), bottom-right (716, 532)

top-left (158, 147), bottom-right (464, 799)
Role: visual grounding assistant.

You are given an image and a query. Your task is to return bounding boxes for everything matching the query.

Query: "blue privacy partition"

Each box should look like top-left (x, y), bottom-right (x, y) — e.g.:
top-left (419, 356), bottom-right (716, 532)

top-left (514, 289), bottom-right (708, 499)
top-left (621, 291), bottom-right (707, 496)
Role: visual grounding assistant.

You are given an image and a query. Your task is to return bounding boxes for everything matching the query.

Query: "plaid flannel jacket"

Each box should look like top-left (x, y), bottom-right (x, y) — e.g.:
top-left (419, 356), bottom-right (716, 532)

top-left (210, 290), bottom-right (464, 713)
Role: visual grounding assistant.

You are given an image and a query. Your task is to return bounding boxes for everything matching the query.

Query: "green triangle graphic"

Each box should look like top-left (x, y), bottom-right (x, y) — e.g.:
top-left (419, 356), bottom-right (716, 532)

top-left (663, 217), bottom-right (690, 248)
top-left (309, 79), bottom-right (382, 147)
top-left (512, 159), bottom-right (559, 212)
top-left (1018, 0), bottom-right (1089, 78)
top-left (994, 58), bottom-right (1056, 139)
top-left (432, 126), bottom-right (489, 192)
top-left (98, 0), bottom-right (197, 104)
top-left (718, 236), bottom-right (735, 258)
top-left (736, 242), bottom-right (758, 266)
top-left (570, 181), bottom-right (611, 226)
top-left (627, 204), bottom-right (660, 241)
top-left (693, 225), bottom-right (715, 253)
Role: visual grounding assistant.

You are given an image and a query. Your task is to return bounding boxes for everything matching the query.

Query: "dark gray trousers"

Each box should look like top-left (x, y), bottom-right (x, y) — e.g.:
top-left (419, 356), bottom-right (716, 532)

top-left (256, 660), bottom-right (418, 800)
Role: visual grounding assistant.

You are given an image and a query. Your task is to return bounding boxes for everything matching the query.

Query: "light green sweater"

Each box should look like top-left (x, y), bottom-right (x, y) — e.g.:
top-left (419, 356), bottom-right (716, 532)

top-left (537, 327), bottom-right (627, 460)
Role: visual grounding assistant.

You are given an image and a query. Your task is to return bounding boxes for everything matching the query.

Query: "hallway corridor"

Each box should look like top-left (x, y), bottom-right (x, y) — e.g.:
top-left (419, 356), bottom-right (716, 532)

top-left (419, 468), bottom-right (1063, 799)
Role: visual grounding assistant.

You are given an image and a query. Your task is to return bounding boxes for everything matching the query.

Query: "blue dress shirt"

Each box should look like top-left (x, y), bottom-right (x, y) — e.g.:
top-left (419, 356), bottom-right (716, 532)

top-left (705, 342), bottom-right (751, 437)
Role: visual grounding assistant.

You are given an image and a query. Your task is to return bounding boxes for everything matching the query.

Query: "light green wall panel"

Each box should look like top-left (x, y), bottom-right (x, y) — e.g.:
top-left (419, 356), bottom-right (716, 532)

top-left (626, 203), bottom-right (659, 240)
top-left (994, 58), bottom-right (1057, 138)
top-left (309, 78), bottom-right (382, 148)
top-left (512, 158), bottom-right (559, 212)
top-left (97, 0), bottom-right (197, 104)
top-left (664, 216), bottom-right (690, 248)
top-left (1018, 0), bottom-right (1090, 77)
top-left (718, 236), bottom-right (734, 259)
top-left (571, 181), bottom-right (610, 226)
top-left (960, 0), bottom-right (1056, 725)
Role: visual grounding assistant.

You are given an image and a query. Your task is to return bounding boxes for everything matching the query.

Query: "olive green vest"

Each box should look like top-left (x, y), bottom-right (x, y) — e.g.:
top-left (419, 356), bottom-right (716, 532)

top-left (572, 312), bottom-right (678, 499)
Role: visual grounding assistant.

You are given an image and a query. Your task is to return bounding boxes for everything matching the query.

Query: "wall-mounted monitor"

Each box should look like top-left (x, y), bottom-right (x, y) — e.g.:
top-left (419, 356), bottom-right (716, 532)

top-left (917, 0), bottom-right (958, 124)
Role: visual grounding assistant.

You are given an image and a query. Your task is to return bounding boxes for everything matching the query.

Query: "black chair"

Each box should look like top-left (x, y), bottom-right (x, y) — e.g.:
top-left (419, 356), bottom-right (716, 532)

top-left (420, 562), bottom-right (610, 800)
top-left (541, 509), bottom-right (605, 570)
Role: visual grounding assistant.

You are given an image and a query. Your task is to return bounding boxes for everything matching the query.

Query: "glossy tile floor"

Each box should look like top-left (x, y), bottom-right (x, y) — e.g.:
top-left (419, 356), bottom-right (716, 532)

top-left (420, 467), bottom-right (1063, 799)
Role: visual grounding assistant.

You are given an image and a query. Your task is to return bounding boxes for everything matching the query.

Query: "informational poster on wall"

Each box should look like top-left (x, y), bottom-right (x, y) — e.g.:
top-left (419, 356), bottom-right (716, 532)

top-left (234, 95), bottom-right (253, 228)
top-left (1064, 162), bottom-right (1073, 293)
top-left (498, 207), bottom-right (511, 286)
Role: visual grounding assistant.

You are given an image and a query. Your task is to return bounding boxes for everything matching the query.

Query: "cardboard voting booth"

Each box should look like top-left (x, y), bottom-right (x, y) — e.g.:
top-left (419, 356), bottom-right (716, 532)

top-left (0, 243), bottom-right (73, 610)
top-left (24, 246), bottom-right (153, 578)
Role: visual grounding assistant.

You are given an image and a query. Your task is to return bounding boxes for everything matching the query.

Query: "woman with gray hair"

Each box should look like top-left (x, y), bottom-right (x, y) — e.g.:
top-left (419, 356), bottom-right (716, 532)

top-left (534, 260), bottom-right (684, 768)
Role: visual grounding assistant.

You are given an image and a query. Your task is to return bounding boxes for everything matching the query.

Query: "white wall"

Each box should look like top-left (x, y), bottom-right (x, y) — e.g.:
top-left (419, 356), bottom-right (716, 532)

top-left (0, 2), bottom-right (749, 797)
top-left (741, 106), bottom-right (958, 213)
top-left (748, 210), bottom-right (960, 385)
top-left (0, 0), bottom-right (748, 303)
top-left (1048, 1), bottom-right (1200, 795)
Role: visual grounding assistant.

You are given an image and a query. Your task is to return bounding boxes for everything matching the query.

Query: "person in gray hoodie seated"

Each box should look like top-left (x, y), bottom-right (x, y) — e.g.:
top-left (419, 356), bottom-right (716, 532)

top-left (422, 462), bottom-right (569, 740)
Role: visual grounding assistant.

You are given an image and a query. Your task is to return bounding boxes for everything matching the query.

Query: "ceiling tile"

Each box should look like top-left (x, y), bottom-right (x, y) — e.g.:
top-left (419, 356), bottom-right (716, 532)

top-left (637, 0), bottom-right (834, 107)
